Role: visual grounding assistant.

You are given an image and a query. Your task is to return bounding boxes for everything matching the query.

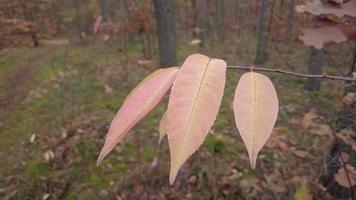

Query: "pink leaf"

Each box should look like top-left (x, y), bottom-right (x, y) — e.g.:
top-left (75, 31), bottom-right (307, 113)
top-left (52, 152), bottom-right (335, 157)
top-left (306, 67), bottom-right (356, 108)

top-left (93, 16), bottom-right (102, 33)
top-left (167, 54), bottom-right (226, 184)
top-left (233, 72), bottom-right (278, 169)
top-left (97, 67), bottom-right (179, 165)
top-left (158, 111), bottom-right (168, 144)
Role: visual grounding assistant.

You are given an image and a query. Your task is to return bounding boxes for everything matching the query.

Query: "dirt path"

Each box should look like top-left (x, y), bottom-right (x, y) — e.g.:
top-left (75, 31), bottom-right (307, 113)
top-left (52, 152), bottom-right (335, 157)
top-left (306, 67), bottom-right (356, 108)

top-left (0, 47), bottom-right (52, 107)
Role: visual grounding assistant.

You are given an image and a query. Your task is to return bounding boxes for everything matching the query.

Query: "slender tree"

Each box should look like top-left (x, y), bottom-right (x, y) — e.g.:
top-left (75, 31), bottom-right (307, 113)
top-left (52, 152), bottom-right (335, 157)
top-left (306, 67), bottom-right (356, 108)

top-left (198, 0), bottom-right (206, 47)
top-left (350, 43), bottom-right (356, 75)
top-left (305, 47), bottom-right (325, 91)
top-left (215, 0), bottom-right (225, 41)
top-left (153, 0), bottom-right (177, 67)
top-left (285, 0), bottom-right (295, 44)
top-left (100, 0), bottom-right (110, 22)
top-left (235, 0), bottom-right (241, 35)
top-left (255, 0), bottom-right (271, 64)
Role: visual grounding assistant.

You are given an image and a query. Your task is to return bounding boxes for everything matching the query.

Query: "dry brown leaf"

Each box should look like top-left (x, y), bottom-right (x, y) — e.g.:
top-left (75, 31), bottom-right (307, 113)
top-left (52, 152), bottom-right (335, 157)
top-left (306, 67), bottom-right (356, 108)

top-left (104, 84), bottom-right (113, 94)
top-left (302, 109), bottom-right (318, 129)
top-left (299, 26), bottom-right (347, 49)
top-left (296, 0), bottom-right (356, 18)
top-left (293, 149), bottom-right (309, 158)
top-left (337, 129), bottom-right (356, 150)
top-left (334, 165), bottom-right (356, 187)
top-left (342, 92), bottom-right (356, 105)
top-left (329, 0), bottom-right (348, 4)
top-left (339, 152), bottom-right (350, 163)
top-left (289, 115), bottom-right (302, 126)
top-left (309, 124), bottom-right (332, 136)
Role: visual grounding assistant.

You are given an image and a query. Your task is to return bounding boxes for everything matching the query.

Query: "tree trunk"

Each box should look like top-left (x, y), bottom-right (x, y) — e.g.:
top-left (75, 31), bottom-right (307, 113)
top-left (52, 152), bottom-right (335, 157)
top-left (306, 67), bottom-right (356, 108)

top-left (235, 0), bottom-right (241, 35)
top-left (198, 0), bottom-right (206, 47)
top-left (350, 42), bottom-right (356, 75)
top-left (100, 0), bottom-right (110, 22)
top-left (215, 0), bottom-right (224, 41)
top-left (305, 47), bottom-right (324, 91)
top-left (255, 0), bottom-right (270, 64)
top-left (285, 0), bottom-right (295, 44)
top-left (153, 0), bottom-right (177, 67)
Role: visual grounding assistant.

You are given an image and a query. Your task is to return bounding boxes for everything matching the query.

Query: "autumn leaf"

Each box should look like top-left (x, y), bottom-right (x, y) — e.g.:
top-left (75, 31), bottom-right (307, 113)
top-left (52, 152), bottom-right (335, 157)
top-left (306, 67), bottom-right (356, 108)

top-left (343, 92), bottom-right (356, 105)
top-left (233, 72), bottom-right (279, 169)
top-left (158, 111), bottom-right (168, 144)
top-left (167, 54), bottom-right (226, 184)
top-left (334, 164), bottom-right (356, 187)
top-left (97, 67), bottom-right (179, 165)
top-left (93, 16), bottom-right (102, 33)
top-left (299, 26), bottom-right (347, 49)
top-left (296, 0), bottom-right (356, 18)
top-left (301, 109), bottom-right (318, 129)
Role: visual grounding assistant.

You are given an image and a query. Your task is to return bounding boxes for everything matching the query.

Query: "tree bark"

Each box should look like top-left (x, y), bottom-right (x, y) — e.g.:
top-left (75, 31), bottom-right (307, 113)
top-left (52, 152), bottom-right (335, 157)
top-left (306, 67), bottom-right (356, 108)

top-left (100, 0), bottom-right (110, 22)
top-left (198, 0), bottom-right (206, 47)
top-left (255, 0), bottom-right (270, 64)
top-left (350, 42), bottom-right (356, 75)
top-left (305, 47), bottom-right (324, 91)
top-left (235, 0), bottom-right (241, 35)
top-left (153, 0), bottom-right (177, 67)
top-left (215, 0), bottom-right (224, 41)
top-left (285, 0), bottom-right (295, 44)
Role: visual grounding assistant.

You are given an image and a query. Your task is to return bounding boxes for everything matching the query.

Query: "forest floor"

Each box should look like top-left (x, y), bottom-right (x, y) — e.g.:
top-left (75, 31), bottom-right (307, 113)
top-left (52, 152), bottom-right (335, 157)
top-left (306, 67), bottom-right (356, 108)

top-left (0, 37), bottom-right (355, 200)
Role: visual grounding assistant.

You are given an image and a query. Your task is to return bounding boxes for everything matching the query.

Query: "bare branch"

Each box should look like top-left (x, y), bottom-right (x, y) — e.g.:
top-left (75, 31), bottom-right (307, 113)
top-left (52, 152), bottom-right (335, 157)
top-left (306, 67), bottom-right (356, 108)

top-left (227, 65), bottom-right (356, 82)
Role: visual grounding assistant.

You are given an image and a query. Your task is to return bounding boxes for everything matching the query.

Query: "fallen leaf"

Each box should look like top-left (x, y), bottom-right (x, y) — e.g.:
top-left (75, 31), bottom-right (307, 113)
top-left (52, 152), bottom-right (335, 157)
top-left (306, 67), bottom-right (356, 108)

top-left (309, 124), bottom-right (332, 136)
top-left (302, 109), bottom-right (318, 129)
top-left (190, 39), bottom-right (202, 45)
top-left (342, 92), bottom-right (355, 105)
top-left (339, 152), bottom-right (349, 163)
top-left (43, 150), bottom-right (54, 163)
top-left (104, 84), bottom-right (113, 94)
top-left (289, 115), bottom-right (302, 126)
top-left (299, 26), bottom-right (347, 49)
top-left (296, 0), bottom-right (356, 18)
top-left (29, 134), bottom-right (36, 143)
top-left (337, 129), bottom-right (356, 150)
top-left (334, 165), bottom-right (356, 187)
top-left (293, 149), bottom-right (309, 158)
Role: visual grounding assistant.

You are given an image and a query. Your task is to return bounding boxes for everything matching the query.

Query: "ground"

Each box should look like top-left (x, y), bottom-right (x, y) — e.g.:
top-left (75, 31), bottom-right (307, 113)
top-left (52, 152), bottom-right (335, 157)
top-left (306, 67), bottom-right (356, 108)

top-left (0, 37), bottom-right (354, 199)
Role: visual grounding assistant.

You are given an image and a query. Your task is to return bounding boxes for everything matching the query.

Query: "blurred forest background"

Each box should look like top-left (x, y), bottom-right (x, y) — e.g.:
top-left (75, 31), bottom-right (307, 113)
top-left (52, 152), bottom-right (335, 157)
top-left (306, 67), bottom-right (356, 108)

top-left (0, 0), bottom-right (355, 199)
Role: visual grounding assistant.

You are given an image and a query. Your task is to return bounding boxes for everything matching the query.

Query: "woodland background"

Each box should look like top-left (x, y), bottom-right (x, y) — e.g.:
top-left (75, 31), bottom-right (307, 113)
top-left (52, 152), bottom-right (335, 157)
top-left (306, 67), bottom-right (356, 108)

top-left (0, 0), bottom-right (355, 199)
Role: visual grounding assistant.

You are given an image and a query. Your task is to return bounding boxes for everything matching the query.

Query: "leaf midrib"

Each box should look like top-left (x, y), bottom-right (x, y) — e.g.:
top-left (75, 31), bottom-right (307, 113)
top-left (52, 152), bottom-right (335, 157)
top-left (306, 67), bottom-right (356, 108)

top-left (176, 58), bottom-right (211, 163)
top-left (252, 72), bottom-right (256, 163)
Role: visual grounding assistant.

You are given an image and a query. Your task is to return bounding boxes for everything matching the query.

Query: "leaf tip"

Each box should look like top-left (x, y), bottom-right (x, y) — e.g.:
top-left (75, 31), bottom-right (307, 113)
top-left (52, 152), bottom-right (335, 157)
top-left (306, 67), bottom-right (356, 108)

top-left (169, 173), bottom-right (177, 185)
top-left (96, 158), bottom-right (103, 167)
top-left (158, 137), bottom-right (163, 145)
top-left (249, 154), bottom-right (257, 169)
top-left (96, 149), bottom-right (108, 167)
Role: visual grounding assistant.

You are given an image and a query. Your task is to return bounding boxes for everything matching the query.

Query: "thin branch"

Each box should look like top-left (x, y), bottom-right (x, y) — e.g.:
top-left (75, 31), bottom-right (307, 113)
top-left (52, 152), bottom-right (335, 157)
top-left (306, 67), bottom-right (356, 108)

top-left (227, 65), bottom-right (356, 82)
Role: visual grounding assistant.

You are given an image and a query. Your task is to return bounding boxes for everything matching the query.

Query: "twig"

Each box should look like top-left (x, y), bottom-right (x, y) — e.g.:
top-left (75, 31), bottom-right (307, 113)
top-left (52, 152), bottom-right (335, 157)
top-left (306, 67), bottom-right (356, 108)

top-left (227, 65), bottom-right (356, 82)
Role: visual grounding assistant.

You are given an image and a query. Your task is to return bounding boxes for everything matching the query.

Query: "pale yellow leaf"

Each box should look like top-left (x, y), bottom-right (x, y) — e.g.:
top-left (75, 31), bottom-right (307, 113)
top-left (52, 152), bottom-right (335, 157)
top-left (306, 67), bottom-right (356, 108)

top-left (167, 54), bottom-right (226, 184)
top-left (158, 111), bottom-right (168, 144)
top-left (233, 72), bottom-right (279, 168)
